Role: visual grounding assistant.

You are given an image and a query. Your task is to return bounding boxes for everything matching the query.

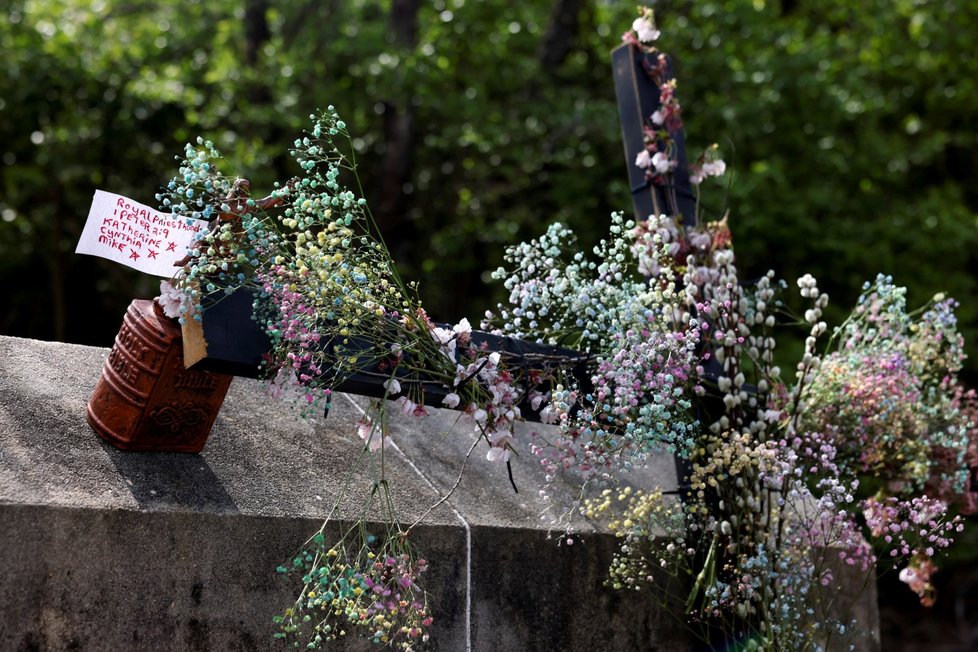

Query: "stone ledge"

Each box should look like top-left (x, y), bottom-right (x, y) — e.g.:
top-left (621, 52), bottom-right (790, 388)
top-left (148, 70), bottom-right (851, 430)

top-left (0, 334), bottom-right (690, 650)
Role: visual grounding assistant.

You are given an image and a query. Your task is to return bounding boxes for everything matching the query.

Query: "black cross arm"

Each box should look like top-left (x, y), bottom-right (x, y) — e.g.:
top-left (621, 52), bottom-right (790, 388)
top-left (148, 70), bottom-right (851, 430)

top-left (192, 288), bottom-right (591, 424)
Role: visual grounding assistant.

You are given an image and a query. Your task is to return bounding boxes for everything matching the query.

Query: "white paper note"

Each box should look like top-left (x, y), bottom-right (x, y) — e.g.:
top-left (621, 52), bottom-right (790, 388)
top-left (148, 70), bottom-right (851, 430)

top-left (75, 190), bottom-right (208, 277)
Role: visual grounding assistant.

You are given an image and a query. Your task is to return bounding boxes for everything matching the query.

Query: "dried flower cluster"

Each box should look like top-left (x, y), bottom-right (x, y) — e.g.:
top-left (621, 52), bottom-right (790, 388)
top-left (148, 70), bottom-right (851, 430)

top-left (274, 529), bottom-right (432, 650)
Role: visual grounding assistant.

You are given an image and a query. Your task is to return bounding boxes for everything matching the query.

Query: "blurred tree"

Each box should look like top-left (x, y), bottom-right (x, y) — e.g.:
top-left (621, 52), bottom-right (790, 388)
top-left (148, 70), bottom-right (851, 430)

top-left (667, 0), bottom-right (978, 376)
top-left (1, 0), bottom-right (977, 386)
top-left (0, 0), bottom-right (251, 341)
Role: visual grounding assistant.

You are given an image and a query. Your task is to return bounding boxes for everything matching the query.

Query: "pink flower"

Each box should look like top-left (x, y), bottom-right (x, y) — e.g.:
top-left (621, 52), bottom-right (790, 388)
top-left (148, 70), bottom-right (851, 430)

top-left (357, 417), bottom-right (386, 452)
top-left (688, 231), bottom-right (712, 252)
top-left (156, 280), bottom-right (188, 319)
top-left (394, 396), bottom-right (428, 417)
top-left (394, 396), bottom-right (416, 415)
top-left (266, 367), bottom-right (297, 400)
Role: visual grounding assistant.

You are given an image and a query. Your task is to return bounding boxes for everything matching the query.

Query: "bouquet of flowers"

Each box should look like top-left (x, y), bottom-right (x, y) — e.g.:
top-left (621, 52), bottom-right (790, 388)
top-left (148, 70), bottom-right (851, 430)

top-left (152, 7), bottom-right (977, 650)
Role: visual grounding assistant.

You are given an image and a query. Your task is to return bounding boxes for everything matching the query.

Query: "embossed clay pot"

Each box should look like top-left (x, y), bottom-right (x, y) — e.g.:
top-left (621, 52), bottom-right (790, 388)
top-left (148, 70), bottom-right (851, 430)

top-left (86, 299), bottom-right (233, 453)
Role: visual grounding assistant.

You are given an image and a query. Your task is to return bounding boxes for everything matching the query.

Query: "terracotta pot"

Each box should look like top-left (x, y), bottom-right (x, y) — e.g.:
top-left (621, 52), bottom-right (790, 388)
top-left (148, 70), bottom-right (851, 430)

top-left (86, 299), bottom-right (233, 453)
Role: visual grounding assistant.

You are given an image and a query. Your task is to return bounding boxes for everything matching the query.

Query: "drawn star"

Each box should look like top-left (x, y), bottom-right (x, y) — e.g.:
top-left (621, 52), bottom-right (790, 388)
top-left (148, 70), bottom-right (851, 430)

top-left (129, 248), bottom-right (140, 261)
top-left (147, 250), bottom-right (159, 259)
top-left (166, 241), bottom-right (177, 252)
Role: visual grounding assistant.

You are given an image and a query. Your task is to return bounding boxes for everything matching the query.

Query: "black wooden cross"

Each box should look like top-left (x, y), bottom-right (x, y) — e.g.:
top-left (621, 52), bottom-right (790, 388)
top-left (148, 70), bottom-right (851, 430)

top-left (611, 44), bottom-right (697, 227)
top-left (192, 41), bottom-right (695, 428)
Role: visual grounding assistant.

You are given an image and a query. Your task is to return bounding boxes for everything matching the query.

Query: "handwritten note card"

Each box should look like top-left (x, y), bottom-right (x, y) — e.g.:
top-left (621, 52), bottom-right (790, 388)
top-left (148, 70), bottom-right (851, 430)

top-left (75, 190), bottom-right (207, 277)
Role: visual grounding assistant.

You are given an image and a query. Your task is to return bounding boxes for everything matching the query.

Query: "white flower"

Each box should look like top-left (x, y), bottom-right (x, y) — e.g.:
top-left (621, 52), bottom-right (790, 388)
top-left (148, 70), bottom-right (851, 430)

top-left (442, 392), bottom-right (461, 409)
top-left (650, 109), bottom-right (664, 126)
top-left (472, 408), bottom-right (488, 425)
top-left (486, 434), bottom-right (514, 462)
top-left (432, 326), bottom-right (453, 344)
top-left (384, 378), bottom-right (401, 395)
top-left (431, 326), bottom-right (457, 360)
top-left (453, 317), bottom-right (472, 337)
top-left (702, 159), bottom-right (727, 177)
top-left (634, 149), bottom-right (652, 169)
top-left (486, 445), bottom-right (511, 463)
top-left (651, 151), bottom-right (674, 174)
top-left (156, 280), bottom-right (188, 319)
top-left (632, 16), bottom-right (660, 43)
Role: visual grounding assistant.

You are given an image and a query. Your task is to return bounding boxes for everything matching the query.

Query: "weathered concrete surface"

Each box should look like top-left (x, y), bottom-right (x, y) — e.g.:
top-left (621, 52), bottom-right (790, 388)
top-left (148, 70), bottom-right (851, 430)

top-left (0, 334), bottom-right (693, 651)
top-left (375, 393), bottom-right (679, 531)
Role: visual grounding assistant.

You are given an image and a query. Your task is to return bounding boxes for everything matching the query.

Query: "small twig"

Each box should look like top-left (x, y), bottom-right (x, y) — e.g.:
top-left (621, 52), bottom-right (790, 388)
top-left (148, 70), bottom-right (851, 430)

top-left (405, 433), bottom-right (482, 533)
top-left (456, 359), bottom-right (489, 388)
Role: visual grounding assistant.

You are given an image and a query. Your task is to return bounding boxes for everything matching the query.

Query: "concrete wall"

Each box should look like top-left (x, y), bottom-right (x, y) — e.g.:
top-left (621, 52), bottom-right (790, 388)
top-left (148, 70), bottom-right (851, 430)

top-left (0, 335), bottom-right (696, 651)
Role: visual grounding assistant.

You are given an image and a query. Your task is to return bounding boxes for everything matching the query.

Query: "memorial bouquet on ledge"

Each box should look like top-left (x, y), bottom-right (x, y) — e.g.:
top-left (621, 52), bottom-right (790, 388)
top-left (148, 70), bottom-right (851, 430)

top-left (154, 6), bottom-right (978, 650)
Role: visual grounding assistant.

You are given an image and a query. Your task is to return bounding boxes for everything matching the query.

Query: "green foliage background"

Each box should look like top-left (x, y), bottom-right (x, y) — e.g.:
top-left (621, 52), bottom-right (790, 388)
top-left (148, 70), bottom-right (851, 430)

top-left (3, 0), bottom-right (976, 375)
